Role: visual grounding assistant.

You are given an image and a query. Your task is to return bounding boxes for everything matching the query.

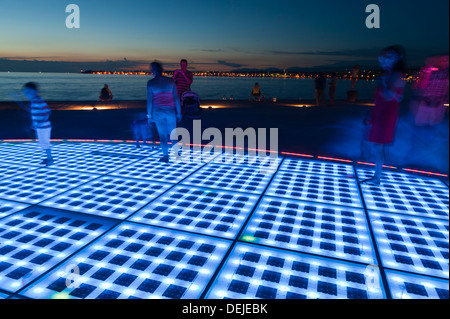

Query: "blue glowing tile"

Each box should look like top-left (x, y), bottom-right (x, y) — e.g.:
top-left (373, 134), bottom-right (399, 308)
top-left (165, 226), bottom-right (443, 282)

top-left (112, 156), bottom-right (205, 184)
top-left (53, 142), bottom-right (112, 153)
top-left (0, 207), bottom-right (115, 293)
top-left (21, 223), bottom-right (231, 299)
top-left (42, 177), bottom-right (171, 219)
top-left (214, 151), bottom-right (282, 170)
top-left (0, 163), bottom-right (37, 181)
top-left (280, 159), bottom-right (355, 178)
top-left (357, 168), bottom-right (447, 189)
top-left (266, 171), bottom-right (362, 208)
top-left (0, 200), bottom-right (29, 219)
top-left (0, 147), bottom-right (89, 167)
top-left (362, 183), bottom-right (449, 220)
top-left (0, 291), bottom-right (9, 299)
top-left (385, 270), bottom-right (449, 299)
top-left (369, 211), bottom-right (449, 279)
top-left (50, 152), bottom-right (145, 175)
top-left (241, 197), bottom-right (375, 263)
top-left (131, 186), bottom-right (259, 239)
top-left (91, 143), bottom-right (161, 157)
top-left (205, 243), bottom-right (386, 299)
top-left (170, 146), bottom-right (222, 164)
top-left (0, 169), bottom-right (100, 204)
top-left (182, 163), bottom-right (276, 195)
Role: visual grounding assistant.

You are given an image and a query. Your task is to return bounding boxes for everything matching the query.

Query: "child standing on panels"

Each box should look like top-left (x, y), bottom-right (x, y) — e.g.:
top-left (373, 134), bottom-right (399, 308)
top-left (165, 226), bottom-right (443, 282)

top-left (22, 82), bottom-right (54, 166)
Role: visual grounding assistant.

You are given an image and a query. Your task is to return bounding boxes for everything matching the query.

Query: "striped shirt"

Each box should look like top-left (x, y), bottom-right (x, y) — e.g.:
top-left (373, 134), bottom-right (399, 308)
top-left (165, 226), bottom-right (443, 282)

top-left (30, 96), bottom-right (52, 129)
top-left (173, 70), bottom-right (193, 98)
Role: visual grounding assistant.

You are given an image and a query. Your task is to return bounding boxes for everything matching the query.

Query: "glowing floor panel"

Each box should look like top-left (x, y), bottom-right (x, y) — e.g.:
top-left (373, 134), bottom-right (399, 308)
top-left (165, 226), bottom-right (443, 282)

top-left (0, 169), bottom-right (99, 204)
top-left (0, 141), bottom-right (447, 299)
top-left (112, 156), bottom-right (205, 184)
top-left (0, 163), bottom-right (37, 181)
top-left (182, 163), bottom-right (276, 195)
top-left (266, 171), bottom-right (362, 208)
top-left (21, 223), bottom-right (231, 299)
top-left (361, 183), bottom-right (449, 220)
top-left (41, 177), bottom-right (171, 219)
top-left (0, 207), bottom-right (116, 293)
top-left (240, 197), bottom-right (376, 264)
top-left (93, 143), bottom-right (161, 157)
top-left (50, 152), bottom-right (145, 175)
top-left (131, 186), bottom-right (259, 239)
top-left (385, 270), bottom-right (449, 299)
top-left (205, 243), bottom-right (386, 299)
top-left (369, 211), bottom-right (449, 279)
top-left (0, 200), bottom-right (28, 219)
top-left (214, 151), bottom-right (282, 170)
top-left (357, 168), bottom-right (447, 189)
top-left (280, 159), bottom-right (355, 177)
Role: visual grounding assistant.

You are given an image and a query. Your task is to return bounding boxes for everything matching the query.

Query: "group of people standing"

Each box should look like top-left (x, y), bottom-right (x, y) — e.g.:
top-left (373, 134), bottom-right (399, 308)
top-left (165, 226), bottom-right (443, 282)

top-left (13, 48), bottom-right (448, 185)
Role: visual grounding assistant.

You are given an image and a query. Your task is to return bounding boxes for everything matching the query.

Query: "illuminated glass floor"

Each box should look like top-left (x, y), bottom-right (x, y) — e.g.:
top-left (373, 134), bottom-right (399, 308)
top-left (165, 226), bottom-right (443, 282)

top-left (0, 141), bottom-right (448, 300)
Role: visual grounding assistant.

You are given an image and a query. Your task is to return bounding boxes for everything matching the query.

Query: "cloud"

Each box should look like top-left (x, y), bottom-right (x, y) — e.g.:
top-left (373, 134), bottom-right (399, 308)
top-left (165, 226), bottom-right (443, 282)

top-left (267, 48), bottom-right (381, 57)
top-left (216, 60), bottom-right (246, 68)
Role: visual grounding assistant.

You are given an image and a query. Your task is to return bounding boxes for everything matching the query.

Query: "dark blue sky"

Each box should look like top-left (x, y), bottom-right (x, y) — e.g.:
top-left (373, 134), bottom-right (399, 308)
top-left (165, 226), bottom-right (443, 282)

top-left (0, 0), bottom-right (448, 72)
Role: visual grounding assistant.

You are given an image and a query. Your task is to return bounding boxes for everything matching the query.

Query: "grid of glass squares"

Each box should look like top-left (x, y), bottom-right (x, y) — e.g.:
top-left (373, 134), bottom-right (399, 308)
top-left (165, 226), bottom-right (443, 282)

top-left (361, 183), bottom-right (449, 220)
top-left (0, 141), bottom-right (448, 300)
top-left (0, 208), bottom-right (116, 293)
top-left (41, 177), bottom-right (171, 219)
top-left (112, 156), bottom-right (205, 184)
top-left (206, 243), bottom-right (386, 299)
top-left (0, 163), bottom-right (36, 181)
top-left (22, 223), bottom-right (231, 299)
top-left (357, 168), bottom-right (447, 189)
top-left (50, 152), bottom-right (145, 175)
top-left (214, 151), bottom-right (282, 170)
top-left (386, 270), bottom-right (449, 299)
top-left (369, 211), bottom-right (449, 279)
top-left (182, 163), bottom-right (276, 194)
top-left (131, 186), bottom-right (259, 239)
top-left (280, 159), bottom-right (355, 177)
top-left (0, 200), bottom-right (29, 219)
top-left (0, 148), bottom-right (89, 166)
top-left (240, 197), bottom-right (376, 264)
top-left (0, 169), bottom-right (99, 204)
top-left (266, 171), bottom-right (362, 208)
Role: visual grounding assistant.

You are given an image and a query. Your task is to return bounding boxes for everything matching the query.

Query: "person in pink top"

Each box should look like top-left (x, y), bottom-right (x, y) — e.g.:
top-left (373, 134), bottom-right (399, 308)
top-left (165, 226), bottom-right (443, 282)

top-left (147, 61), bottom-right (182, 163)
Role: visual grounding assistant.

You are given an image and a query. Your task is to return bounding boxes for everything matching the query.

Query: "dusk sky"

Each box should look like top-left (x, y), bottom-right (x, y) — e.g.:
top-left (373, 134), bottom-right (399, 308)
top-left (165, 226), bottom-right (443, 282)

top-left (0, 0), bottom-right (448, 72)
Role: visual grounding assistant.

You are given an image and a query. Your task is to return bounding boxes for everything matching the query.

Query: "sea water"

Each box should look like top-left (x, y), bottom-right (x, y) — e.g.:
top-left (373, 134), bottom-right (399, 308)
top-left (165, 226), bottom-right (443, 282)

top-left (0, 72), bottom-right (384, 102)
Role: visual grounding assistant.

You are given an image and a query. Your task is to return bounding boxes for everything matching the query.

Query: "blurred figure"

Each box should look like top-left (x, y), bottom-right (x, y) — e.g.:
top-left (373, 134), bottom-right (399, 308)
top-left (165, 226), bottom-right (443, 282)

top-left (361, 46), bottom-right (407, 185)
top-left (314, 73), bottom-right (326, 106)
top-left (251, 83), bottom-right (261, 101)
top-left (173, 59), bottom-right (194, 107)
top-left (99, 84), bottom-right (113, 102)
top-left (328, 73), bottom-right (338, 106)
top-left (148, 62), bottom-right (182, 163)
top-left (132, 113), bottom-right (157, 149)
top-left (410, 55), bottom-right (449, 126)
top-left (21, 82), bottom-right (54, 166)
top-left (351, 64), bottom-right (360, 90)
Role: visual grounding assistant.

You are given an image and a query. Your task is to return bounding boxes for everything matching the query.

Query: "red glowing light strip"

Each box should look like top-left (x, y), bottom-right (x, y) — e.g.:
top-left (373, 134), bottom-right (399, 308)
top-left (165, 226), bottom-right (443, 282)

top-left (403, 168), bottom-right (448, 178)
top-left (317, 156), bottom-right (353, 163)
top-left (280, 152), bottom-right (314, 158)
top-left (357, 162), bottom-right (397, 169)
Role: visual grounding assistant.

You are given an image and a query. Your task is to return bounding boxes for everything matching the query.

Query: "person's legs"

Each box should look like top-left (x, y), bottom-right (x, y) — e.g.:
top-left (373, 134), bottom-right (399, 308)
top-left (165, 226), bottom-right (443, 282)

top-left (361, 143), bottom-right (384, 185)
top-left (154, 108), bottom-right (177, 160)
top-left (37, 127), bottom-right (53, 165)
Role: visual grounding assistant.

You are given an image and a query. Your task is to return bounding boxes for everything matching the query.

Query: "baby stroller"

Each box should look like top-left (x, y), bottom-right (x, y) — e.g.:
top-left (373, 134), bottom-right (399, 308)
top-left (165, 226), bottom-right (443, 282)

top-left (181, 91), bottom-right (201, 119)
